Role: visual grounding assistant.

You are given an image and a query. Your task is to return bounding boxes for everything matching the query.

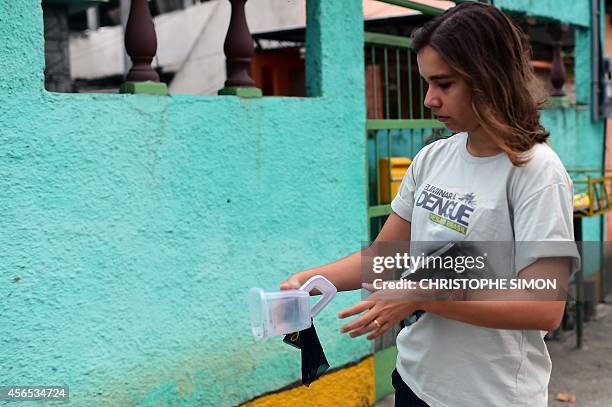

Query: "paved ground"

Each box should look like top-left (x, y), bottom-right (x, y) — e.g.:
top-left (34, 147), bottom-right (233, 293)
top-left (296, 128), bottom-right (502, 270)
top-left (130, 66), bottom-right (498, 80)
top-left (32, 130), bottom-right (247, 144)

top-left (376, 303), bottom-right (612, 407)
top-left (547, 303), bottom-right (612, 407)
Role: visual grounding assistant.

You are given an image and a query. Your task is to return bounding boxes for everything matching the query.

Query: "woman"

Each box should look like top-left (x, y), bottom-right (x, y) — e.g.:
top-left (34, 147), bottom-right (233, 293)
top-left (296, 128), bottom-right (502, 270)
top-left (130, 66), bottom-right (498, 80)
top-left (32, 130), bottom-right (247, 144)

top-left (280, 3), bottom-right (579, 406)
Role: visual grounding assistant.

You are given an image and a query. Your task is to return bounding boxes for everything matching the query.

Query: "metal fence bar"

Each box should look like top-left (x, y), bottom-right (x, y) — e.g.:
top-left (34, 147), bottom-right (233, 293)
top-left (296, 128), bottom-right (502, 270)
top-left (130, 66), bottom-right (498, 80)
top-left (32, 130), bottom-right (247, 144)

top-left (368, 204), bottom-right (392, 218)
top-left (396, 48), bottom-right (402, 119)
top-left (367, 119), bottom-right (444, 130)
top-left (376, 0), bottom-right (445, 16)
top-left (419, 76), bottom-right (425, 119)
top-left (387, 130), bottom-right (393, 202)
top-left (408, 49), bottom-right (413, 119)
top-left (372, 46), bottom-right (378, 119)
top-left (364, 32), bottom-right (412, 48)
top-left (384, 47), bottom-right (390, 119)
top-left (374, 130), bottom-right (381, 204)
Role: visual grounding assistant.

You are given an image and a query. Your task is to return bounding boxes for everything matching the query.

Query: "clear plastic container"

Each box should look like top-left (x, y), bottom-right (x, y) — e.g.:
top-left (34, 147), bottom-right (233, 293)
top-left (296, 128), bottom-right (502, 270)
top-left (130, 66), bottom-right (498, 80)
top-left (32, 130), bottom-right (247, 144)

top-left (249, 275), bottom-right (337, 340)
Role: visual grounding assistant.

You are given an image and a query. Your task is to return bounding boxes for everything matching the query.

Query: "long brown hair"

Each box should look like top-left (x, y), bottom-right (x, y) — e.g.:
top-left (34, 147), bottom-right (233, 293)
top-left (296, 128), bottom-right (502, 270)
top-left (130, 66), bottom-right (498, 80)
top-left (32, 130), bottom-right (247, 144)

top-left (411, 2), bottom-right (548, 166)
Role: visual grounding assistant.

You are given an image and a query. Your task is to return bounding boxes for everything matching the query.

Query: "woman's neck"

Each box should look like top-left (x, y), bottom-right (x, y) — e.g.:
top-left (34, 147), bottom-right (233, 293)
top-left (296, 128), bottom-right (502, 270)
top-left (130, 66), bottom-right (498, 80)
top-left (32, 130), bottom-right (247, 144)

top-left (466, 126), bottom-right (503, 157)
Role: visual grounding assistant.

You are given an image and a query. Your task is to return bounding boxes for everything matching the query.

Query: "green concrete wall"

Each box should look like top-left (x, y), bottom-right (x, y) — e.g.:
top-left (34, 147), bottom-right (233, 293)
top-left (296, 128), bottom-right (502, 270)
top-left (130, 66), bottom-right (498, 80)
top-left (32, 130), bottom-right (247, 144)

top-left (0, 1), bottom-right (371, 406)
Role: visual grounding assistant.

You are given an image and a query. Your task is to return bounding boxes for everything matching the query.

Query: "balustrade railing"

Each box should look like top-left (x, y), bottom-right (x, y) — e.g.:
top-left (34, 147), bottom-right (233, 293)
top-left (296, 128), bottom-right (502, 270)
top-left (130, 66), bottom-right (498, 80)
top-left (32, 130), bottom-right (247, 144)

top-left (119, 0), bottom-right (261, 97)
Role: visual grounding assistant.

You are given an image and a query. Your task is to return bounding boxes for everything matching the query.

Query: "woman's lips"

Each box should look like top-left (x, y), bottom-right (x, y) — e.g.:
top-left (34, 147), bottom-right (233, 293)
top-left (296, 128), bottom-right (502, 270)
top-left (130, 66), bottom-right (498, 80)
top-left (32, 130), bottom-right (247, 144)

top-left (436, 115), bottom-right (451, 122)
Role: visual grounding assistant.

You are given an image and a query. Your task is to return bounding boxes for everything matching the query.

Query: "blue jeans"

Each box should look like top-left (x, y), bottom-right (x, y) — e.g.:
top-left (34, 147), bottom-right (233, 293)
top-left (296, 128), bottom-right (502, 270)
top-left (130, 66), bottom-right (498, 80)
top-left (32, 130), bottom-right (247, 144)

top-left (392, 369), bottom-right (429, 407)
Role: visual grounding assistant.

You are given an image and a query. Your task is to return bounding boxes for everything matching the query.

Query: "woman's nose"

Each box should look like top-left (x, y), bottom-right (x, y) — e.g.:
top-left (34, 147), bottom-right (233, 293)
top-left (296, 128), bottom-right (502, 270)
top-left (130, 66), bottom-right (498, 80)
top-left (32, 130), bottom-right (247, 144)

top-left (424, 87), bottom-right (441, 109)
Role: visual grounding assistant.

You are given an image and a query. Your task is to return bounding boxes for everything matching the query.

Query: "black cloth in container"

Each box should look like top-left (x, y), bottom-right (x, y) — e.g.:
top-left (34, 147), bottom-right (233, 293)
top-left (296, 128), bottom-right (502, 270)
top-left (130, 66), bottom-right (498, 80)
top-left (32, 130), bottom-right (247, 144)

top-left (283, 320), bottom-right (329, 386)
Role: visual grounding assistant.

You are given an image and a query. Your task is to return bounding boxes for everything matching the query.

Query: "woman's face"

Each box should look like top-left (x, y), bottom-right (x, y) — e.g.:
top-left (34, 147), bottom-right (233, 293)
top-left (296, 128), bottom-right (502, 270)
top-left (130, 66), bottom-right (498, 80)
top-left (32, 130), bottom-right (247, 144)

top-left (417, 46), bottom-right (479, 133)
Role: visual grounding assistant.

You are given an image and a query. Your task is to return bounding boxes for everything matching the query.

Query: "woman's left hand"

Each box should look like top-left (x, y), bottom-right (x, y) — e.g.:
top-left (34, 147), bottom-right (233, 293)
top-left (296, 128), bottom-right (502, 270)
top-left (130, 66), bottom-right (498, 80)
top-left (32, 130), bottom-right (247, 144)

top-left (338, 295), bottom-right (423, 340)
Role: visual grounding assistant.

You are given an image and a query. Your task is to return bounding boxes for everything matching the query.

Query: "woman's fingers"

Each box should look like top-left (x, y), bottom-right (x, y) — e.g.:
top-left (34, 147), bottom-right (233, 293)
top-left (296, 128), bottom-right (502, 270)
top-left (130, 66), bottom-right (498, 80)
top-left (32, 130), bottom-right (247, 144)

top-left (339, 301), bottom-right (384, 338)
top-left (344, 317), bottom-right (385, 338)
top-left (340, 308), bottom-right (375, 333)
top-left (338, 301), bottom-right (373, 319)
top-left (367, 320), bottom-right (391, 340)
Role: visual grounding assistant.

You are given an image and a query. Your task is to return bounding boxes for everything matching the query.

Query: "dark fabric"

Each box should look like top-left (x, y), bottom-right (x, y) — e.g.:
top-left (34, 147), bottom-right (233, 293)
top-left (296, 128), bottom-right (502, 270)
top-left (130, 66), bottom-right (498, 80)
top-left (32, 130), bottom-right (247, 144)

top-left (392, 369), bottom-right (429, 407)
top-left (283, 320), bottom-right (329, 387)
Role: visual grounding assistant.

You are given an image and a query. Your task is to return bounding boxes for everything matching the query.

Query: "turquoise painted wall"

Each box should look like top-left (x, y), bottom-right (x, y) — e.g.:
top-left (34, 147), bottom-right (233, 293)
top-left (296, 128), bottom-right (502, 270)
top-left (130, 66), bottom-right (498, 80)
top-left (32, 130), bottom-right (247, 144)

top-left (446, 2), bottom-right (606, 282)
top-left (541, 106), bottom-right (604, 274)
top-left (499, 0), bottom-right (607, 269)
top-left (0, 1), bottom-right (371, 406)
top-left (495, 0), bottom-right (591, 27)
top-left (509, 0), bottom-right (607, 258)
top-left (2, 1), bottom-right (607, 406)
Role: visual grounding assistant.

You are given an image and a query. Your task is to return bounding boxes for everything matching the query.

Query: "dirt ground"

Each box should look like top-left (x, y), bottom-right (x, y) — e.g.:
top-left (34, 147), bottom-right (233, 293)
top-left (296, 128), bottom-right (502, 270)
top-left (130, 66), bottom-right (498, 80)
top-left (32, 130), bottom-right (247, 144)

top-left (376, 303), bottom-right (612, 407)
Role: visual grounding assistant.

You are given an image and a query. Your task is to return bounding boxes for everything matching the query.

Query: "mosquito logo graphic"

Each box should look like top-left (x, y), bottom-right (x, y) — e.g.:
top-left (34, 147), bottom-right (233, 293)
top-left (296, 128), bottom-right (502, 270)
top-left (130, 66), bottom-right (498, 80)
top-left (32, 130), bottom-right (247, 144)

top-left (457, 192), bottom-right (477, 208)
top-left (415, 184), bottom-right (477, 235)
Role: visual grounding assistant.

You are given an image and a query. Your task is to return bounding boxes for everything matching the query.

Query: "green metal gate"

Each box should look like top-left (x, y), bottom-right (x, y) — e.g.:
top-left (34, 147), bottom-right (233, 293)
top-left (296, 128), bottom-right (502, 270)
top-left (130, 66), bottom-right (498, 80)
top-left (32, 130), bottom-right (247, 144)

top-left (364, 28), bottom-right (451, 401)
top-left (363, 3), bottom-right (452, 401)
top-left (364, 32), bottom-right (448, 243)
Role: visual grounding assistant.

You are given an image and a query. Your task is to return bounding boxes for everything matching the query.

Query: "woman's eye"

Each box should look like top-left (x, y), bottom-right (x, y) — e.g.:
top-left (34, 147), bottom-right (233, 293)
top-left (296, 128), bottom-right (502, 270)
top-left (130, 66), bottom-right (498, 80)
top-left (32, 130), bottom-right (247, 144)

top-left (439, 82), bottom-right (452, 89)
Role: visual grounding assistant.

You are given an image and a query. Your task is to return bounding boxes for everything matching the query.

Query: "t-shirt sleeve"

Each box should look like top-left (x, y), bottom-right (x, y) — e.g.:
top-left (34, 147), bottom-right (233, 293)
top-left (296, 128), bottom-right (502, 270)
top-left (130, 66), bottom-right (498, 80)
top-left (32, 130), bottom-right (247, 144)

top-left (513, 182), bottom-right (581, 277)
top-left (390, 156), bottom-right (419, 222)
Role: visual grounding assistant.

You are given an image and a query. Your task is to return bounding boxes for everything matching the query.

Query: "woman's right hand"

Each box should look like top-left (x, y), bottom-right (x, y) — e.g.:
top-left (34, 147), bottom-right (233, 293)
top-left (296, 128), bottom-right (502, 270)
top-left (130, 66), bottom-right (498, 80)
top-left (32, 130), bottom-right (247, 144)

top-left (279, 275), bottom-right (302, 290)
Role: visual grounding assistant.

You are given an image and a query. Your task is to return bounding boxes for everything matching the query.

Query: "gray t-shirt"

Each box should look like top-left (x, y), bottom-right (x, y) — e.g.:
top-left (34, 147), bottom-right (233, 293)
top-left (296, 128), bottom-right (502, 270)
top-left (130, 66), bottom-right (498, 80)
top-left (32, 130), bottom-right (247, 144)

top-left (390, 131), bottom-right (580, 407)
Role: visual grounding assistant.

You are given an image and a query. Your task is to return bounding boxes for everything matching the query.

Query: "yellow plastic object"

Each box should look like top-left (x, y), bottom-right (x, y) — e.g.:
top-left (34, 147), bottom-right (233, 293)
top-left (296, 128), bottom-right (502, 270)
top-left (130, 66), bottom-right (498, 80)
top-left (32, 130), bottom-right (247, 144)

top-left (378, 157), bottom-right (412, 204)
top-left (573, 193), bottom-right (590, 211)
top-left (571, 174), bottom-right (612, 218)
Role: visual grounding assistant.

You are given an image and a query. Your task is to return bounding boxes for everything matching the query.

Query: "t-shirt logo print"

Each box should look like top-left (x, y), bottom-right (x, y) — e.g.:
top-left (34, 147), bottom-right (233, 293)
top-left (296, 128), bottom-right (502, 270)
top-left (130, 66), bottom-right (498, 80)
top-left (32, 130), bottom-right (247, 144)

top-left (457, 192), bottom-right (477, 207)
top-left (415, 184), bottom-right (476, 235)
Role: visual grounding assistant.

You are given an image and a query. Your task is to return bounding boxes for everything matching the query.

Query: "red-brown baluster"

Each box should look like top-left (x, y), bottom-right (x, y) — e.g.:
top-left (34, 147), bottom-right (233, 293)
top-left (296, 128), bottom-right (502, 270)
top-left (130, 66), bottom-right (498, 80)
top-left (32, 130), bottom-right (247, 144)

top-left (219, 0), bottom-right (261, 96)
top-left (124, 0), bottom-right (160, 83)
top-left (548, 23), bottom-right (568, 97)
top-left (224, 0), bottom-right (255, 87)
